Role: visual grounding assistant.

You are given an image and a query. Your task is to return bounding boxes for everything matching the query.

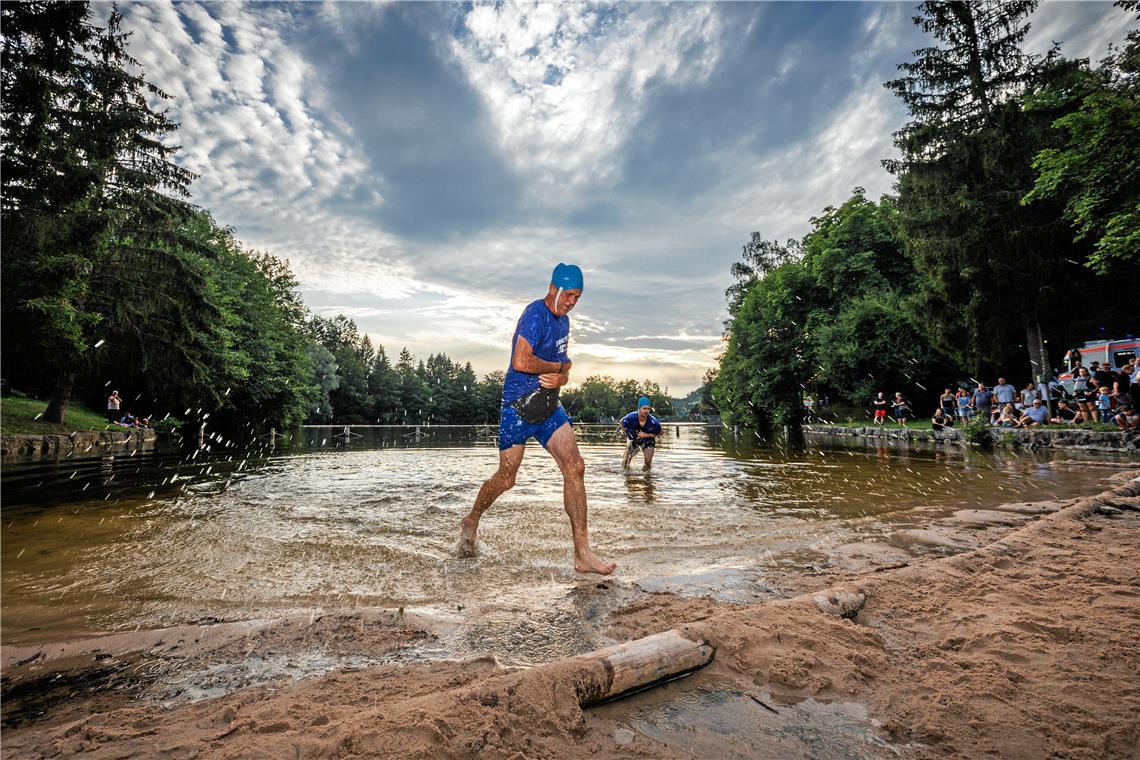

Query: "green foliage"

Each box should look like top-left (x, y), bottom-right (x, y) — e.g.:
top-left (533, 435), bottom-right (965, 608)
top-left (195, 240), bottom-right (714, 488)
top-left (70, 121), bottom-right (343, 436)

top-left (150, 415), bottom-right (183, 434)
top-left (1022, 14), bottom-right (1140, 273)
top-left (960, 417), bottom-right (996, 449)
top-left (714, 262), bottom-right (814, 434)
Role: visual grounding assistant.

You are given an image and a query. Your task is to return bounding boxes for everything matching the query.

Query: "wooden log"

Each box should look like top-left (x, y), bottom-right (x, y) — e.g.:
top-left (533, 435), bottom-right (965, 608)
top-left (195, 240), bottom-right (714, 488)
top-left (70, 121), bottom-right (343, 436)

top-left (568, 629), bottom-right (714, 706)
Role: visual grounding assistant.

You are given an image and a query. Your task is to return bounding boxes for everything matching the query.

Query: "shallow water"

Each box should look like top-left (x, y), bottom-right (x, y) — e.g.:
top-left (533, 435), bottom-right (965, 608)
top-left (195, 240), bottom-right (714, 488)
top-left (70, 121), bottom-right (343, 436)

top-left (0, 424), bottom-right (1114, 657)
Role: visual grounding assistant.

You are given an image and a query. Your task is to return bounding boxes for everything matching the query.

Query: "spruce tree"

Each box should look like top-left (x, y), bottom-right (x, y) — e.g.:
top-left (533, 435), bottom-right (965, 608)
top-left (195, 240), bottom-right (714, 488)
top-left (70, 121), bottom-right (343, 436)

top-left (884, 1), bottom-right (1082, 382)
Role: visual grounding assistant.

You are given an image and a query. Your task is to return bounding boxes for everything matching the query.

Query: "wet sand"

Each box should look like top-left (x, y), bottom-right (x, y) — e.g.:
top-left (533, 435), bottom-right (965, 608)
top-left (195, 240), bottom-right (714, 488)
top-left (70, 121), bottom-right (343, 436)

top-left (3, 470), bottom-right (1138, 758)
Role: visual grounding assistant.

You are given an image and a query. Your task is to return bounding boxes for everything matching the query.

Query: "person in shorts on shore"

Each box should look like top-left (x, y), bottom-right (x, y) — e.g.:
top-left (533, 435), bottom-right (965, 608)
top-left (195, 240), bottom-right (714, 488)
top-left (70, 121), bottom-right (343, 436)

top-left (1072, 367), bottom-right (1094, 423)
top-left (456, 263), bottom-right (615, 576)
top-left (939, 387), bottom-right (957, 418)
top-left (872, 392), bottom-right (888, 424)
top-left (956, 388), bottom-right (972, 420)
top-left (1017, 381), bottom-right (1037, 412)
top-left (1095, 385), bottom-right (1114, 423)
top-left (619, 396), bottom-right (662, 471)
top-left (993, 377), bottom-right (1016, 410)
top-left (892, 392), bottom-right (912, 427)
top-left (106, 390), bottom-right (121, 424)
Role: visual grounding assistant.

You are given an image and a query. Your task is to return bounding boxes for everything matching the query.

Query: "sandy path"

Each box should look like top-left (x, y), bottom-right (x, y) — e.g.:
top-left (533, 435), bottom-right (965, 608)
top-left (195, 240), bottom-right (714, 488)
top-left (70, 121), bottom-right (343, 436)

top-left (2, 473), bottom-right (1137, 758)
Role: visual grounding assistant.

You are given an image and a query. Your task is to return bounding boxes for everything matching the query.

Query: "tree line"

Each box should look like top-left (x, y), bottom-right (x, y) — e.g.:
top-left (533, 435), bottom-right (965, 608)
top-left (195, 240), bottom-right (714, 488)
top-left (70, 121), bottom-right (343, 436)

top-left (712, 0), bottom-right (1139, 437)
top-left (0, 3), bottom-right (680, 432)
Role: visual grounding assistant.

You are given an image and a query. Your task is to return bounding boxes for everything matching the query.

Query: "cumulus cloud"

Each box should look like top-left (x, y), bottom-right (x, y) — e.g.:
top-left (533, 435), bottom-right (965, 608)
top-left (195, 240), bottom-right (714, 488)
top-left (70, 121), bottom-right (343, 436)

top-left (107, 1), bottom-right (1132, 394)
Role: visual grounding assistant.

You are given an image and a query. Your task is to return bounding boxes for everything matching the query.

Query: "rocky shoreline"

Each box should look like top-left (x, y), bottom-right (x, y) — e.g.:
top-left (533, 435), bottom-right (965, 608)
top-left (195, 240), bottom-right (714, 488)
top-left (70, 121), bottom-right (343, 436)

top-left (0, 429), bottom-right (157, 461)
top-left (805, 423), bottom-right (1139, 453)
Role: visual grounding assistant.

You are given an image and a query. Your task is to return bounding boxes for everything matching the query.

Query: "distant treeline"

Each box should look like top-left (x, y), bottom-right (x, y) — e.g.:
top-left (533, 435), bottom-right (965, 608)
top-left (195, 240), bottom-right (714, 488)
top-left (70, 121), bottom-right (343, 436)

top-left (305, 314), bottom-right (674, 424)
top-left (711, 1), bottom-right (1139, 436)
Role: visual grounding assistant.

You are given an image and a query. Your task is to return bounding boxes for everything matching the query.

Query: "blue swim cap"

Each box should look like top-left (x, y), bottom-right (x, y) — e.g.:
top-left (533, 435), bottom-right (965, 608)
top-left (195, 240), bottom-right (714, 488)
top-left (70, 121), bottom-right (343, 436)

top-left (551, 263), bottom-right (584, 292)
top-left (638, 396), bottom-right (651, 408)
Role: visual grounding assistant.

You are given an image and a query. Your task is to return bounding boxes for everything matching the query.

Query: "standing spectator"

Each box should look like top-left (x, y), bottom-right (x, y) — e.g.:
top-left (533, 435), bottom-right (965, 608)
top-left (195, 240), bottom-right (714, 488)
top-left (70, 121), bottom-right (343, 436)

top-left (1018, 381), bottom-right (1038, 412)
top-left (892, 392), bottom-right (912, 427)
top-left (1114, 361), bottom-right (1133, 406)
top-left (1072, 367), bottom-right (1095, 423)
top-left (1091, 361), bottom-right (1115, 391)
top-left (872, 392), bottom-right (888, 425)
top-left (1095, 385), bottom-right (1114, 423)
top-left (993, 377), bottom-right (1016, 408)
top-left (956, 387), bottom-right (973, 420)
top-left (971, 383), bottom-right (993, 422)
top-left (939, 387), bottom-right (957, 418)
top-left (106, 390), bottom-right (121, 424)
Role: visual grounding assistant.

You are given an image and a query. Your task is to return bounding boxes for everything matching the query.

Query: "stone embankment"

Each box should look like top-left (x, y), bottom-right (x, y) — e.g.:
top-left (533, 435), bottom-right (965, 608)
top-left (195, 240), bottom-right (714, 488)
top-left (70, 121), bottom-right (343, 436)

top-left (1, 428), bottom-right (157, 461)
top-left (805, 424), bottom-right (1138, 453)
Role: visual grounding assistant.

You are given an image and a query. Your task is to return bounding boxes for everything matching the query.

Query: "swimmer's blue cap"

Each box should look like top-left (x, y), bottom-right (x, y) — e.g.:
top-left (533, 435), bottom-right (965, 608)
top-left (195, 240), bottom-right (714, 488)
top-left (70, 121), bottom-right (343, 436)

top-left (638, 396), bottom-right (651, 408)
top-left (551, 263), bottom-right (584, 292)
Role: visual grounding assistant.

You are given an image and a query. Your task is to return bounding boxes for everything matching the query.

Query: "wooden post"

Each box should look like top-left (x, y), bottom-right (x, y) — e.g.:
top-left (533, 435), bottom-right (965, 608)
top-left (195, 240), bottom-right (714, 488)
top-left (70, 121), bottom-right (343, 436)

top-left (199, 423), bottom-right (206, 448)
top-left (568, 630), bottom-right (714, 706)
top-left (269, 427), bottom-right (276, 449)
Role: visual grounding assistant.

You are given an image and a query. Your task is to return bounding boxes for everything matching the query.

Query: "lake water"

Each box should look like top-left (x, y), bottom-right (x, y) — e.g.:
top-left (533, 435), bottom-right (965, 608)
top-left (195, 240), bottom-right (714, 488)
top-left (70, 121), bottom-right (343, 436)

top-left (1, 423), bottom-right (1112, 661)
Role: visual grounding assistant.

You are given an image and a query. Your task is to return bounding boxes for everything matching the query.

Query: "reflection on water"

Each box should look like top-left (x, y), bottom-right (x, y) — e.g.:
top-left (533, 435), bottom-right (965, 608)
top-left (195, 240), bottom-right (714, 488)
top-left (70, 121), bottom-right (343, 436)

top-left (0, 424), bottom-right (1116, 650)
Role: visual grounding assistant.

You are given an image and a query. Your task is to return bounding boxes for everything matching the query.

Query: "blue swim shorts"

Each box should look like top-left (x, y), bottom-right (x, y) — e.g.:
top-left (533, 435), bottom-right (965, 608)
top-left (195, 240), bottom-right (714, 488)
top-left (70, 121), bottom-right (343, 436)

top-left (498, 403), bottom-right (572, 450)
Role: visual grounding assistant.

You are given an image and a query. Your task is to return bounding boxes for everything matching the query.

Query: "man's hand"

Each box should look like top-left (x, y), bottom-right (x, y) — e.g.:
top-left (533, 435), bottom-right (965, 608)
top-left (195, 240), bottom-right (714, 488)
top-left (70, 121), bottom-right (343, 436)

top-left (636, 430), bottom-right (652, 439)
top-left (539, 372), bottom-right (569, 388)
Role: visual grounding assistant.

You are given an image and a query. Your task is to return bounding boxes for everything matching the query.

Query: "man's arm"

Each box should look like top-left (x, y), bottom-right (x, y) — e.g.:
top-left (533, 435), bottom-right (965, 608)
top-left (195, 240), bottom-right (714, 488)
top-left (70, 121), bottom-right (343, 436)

top-left (511, 336), bottom-right (566, 375)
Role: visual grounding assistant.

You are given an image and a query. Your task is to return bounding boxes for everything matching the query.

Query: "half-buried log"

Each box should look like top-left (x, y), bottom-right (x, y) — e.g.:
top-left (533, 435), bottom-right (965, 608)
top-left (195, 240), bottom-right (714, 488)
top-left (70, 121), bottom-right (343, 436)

top-left (569, 629), bottom-right (714, 706)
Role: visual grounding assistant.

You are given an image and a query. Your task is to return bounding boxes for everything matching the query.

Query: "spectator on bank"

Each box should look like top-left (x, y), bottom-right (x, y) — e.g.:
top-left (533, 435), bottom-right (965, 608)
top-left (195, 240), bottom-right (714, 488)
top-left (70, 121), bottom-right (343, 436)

top-left (931, 406), bottom-right (954, 431)
top-left (892, 392), bottom-right (912, 427)
top-left (1114, 404), bottom-right (1138, 430)
top-left (956, 387), bottom-right (972, 419)
top-left (1072, 367), bottom-right (1095, 423)
top-left (1019, 399), bottom-right (1050, 427)
top-left (1115, 361), bottom-right (1133, 406)
top-left (1017, 381), bottom-right (1038, 412)
top-left (872, 392), bottom-right (888, 425)
top-left (118, 412), bottom-right (136, 427)
top-left (1091, 361), bottom-right (1115, 391)
top-left (971, 383), bottom-right (993, 421)
top-left (1051, 398), bottom-right (1079, 424)
top-left (106, 390), bottom-right (121, 424)
top-left (1096, 385), bottom-right (1114, 423)
top-left (939, 387), bottom-right (957, 418)
top-left (993, 377), bottom-right (1016, 409)
top-left (996, 404), bottom-right (1020, 427)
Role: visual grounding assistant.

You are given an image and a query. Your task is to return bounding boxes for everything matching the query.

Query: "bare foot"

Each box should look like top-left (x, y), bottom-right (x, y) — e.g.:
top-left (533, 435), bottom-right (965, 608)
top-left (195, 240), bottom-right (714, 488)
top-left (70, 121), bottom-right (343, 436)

top-left (457, 516), bottom-right (479, 557)
top-left (574, 549), bottom-right (617, 575)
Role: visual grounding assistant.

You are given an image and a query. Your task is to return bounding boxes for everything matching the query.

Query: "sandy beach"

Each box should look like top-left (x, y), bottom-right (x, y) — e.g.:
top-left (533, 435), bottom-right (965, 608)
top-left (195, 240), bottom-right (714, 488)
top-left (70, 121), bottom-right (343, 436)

top-left (3, 469), bottom-right (1138, 758)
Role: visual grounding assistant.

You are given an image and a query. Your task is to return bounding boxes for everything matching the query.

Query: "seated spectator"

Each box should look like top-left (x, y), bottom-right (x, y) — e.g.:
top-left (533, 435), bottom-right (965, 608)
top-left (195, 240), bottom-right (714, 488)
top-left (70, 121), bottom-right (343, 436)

top-left (996, 404), bottom-right (1020, 427)
top-left (931, 407), bottom-right (954, 431)
top-left (1019, 399), bottom-right (1050, 427)
top-left (1051, 399), bottom-right (1079, 424)
top-left (118, 412), bottom-right (136, 427)
top-left (1114, 404), bottom-right (1138, 430)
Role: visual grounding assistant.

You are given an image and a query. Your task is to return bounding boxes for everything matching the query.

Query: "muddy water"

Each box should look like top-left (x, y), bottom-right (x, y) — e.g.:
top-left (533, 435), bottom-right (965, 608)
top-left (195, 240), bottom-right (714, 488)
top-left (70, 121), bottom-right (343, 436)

top-left (2, 424), bottom-right (1112, 656)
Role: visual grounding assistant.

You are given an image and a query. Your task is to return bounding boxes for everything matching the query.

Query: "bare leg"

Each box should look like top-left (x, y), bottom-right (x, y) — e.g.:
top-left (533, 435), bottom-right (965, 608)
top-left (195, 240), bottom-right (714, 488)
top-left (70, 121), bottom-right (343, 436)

top-left (621, 440), bottom-right (634, 470)
top-left (457, 445), bottom-right (525, 557)
top-left (642, 445), bottom-right (655, 471)
top-left (546, 423), bottom-right (616, 575)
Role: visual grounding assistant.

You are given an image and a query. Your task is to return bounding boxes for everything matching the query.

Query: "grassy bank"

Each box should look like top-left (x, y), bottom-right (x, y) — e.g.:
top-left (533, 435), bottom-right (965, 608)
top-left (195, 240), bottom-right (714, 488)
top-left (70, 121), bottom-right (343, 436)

top-left (1, 392), bottom-right (111, 435)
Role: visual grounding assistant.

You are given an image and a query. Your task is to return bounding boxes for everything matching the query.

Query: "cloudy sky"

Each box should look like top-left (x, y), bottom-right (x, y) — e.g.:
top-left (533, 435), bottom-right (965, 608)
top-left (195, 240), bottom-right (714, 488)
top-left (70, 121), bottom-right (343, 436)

top-left (112, 1), bottom-right (1131, 395)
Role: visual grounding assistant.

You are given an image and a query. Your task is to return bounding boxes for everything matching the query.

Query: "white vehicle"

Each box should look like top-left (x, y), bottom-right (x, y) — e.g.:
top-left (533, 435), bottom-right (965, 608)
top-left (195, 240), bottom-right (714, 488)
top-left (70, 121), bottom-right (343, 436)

top-left (1059, 337), bottom-right (1138, 390)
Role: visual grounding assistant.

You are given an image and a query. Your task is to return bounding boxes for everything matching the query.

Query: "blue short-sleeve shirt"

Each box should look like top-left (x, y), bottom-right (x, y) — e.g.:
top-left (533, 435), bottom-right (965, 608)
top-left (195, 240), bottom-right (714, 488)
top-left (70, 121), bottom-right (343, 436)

top-left (502, 299), bottom-right (569, 406)
top-left (620, 411), bottom-right (662, 438)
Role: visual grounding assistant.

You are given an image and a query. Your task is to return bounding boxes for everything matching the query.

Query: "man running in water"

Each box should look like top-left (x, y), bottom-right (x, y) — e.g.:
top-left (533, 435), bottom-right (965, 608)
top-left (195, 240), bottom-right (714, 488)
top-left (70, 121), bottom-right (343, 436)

top-left (620, 396), bottom-right (661, 471)
top-left (457, 264), bottom-right (616, 575)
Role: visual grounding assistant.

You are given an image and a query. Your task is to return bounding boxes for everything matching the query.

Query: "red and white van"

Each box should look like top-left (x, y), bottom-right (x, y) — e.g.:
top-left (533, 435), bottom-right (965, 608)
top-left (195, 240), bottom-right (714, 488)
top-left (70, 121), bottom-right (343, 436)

top-left (1060, 337), bottom-right (1139, 387)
